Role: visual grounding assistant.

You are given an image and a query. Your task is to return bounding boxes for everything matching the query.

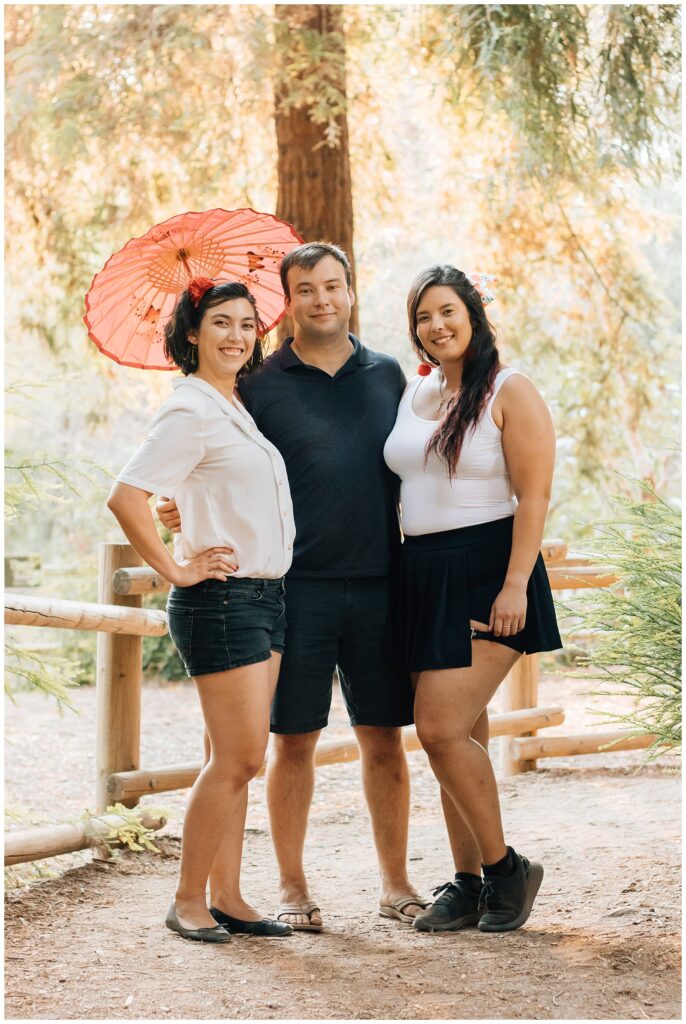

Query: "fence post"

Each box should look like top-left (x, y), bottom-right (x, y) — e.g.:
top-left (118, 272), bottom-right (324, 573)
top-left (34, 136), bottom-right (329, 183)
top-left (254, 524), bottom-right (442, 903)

top-left (499, 654), bottom-right (539, 776)
top-left (95, 542), bottom-right (143, 812)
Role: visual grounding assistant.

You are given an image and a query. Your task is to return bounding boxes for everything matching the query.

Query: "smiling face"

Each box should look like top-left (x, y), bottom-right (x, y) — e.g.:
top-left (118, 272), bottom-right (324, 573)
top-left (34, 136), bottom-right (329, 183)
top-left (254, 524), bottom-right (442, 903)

top-left (284, 254), bottom-right (354, 344)
top-left (190, 298), bottom-right (257, 383)
top-left (415, 285), bottom-right (473, 365)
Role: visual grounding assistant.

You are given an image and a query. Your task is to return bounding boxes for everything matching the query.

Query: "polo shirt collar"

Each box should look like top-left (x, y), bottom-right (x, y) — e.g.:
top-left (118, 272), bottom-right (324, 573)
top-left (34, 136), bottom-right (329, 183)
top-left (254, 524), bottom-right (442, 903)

top-left (278, 334), bottom-right (374, 373)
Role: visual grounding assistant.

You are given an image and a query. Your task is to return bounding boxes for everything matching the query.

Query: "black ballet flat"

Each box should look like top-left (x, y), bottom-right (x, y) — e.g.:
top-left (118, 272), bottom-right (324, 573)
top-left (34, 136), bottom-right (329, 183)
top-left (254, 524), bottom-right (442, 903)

top-left (165, 902), bottom-right (232, 943)
top-left (210, 905), bottom-right (293, 937)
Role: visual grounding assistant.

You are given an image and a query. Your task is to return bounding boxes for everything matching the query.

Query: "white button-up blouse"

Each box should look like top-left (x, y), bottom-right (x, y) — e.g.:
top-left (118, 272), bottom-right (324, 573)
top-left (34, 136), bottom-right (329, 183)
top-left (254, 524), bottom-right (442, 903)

top-left (117, 376), bottom-right (295, 579)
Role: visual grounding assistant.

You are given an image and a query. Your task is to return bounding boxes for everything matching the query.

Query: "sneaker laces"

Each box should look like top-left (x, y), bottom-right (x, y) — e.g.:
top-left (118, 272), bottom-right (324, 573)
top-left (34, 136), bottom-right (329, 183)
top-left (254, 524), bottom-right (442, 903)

top-left (431, 881), bottom-right (460, 905)
top-left (480, 877), bottom-right (501, 907)
top-left (481, 879), bottom-right (495, 899)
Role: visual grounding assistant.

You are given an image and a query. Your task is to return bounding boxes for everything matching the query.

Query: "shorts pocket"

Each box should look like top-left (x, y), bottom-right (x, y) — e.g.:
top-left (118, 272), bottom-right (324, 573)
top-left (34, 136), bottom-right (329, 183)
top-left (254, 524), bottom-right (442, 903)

top-left (229, 587), bottom-right (264, 602)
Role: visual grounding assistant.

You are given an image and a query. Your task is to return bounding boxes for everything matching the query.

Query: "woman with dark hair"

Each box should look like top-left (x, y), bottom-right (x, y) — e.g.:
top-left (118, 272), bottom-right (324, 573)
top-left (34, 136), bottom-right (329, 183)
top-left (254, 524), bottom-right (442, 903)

top-left (384, 265), bottom-right (561, 933)
top-left (107, 277), bottom-right (294, 943)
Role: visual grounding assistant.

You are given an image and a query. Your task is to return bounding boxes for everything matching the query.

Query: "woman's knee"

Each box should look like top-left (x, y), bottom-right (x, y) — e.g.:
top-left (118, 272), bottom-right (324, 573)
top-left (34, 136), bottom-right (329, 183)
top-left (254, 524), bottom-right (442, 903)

top-left (207, 744), bottom-right (267, 787)
top-left (415, 714), bottom-right (469, 756)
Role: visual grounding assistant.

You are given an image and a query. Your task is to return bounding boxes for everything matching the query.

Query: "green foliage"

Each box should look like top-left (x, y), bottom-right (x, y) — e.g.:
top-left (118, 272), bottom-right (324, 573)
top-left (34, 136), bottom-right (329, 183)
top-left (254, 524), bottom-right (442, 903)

top-left (419, 4), bottom-right (681, 187)
top-left (4, 3), bottom-right (681, 555)
top-left (57, 632), bottom-right (97, 688)
top-left (569, 482), bottom-right (681, 761)
top-left (5, 377), bottom-right (110, 704)
top-left (5, 454), bottom-right (106, 522)
top-left (5, 860), bottom-right (60, 891)
top-left (83, 804), bottom-right (164, 855)
top-left (142, 592), bottom-right (186, 681)
top-left (5, 379), bottom-right (110, 522)
top-left (273, 8), bottom-right (348, 145)
top-left (4, 808), bottom-right (61, 889)
top-left (5, 4), bottom-right (278, 346)
top-left (4, 641), bottom-right (80, 710)
top-left (4, 805), bottom-right (166, 889)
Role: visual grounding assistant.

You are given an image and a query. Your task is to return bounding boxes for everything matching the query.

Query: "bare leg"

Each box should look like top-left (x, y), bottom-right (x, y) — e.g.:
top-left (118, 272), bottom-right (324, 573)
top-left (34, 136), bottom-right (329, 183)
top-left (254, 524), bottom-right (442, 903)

top-left (207, 653), bottom-right (281, 920)
top-left (266, 729), bottom-right (323, 929)
top-left (411, 672), bottom-right (488, 877)
top-left (440, 708), bottom-right (489, 876)
top-left (174, 658), bottom-right (273, 930)
top-left (414, 643), bottom-right (520, 866)
top-left (354, 725), bottom-right (425, 917)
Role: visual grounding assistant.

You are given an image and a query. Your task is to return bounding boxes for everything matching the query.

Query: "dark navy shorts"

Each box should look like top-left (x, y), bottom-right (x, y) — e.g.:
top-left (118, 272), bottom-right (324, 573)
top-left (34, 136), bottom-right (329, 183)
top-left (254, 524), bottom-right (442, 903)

top-left (270, 575), bottom-right (414, 734)
top-left (167, 576), bottom-right (286, 678)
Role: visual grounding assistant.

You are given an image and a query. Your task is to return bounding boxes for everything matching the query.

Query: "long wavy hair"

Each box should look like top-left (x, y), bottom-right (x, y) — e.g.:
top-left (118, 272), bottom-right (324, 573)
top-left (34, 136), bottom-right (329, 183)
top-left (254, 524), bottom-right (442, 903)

top-left (163, 281), bottom-right (268, 378)
top-left (407, 265), bottom-right (500, 477)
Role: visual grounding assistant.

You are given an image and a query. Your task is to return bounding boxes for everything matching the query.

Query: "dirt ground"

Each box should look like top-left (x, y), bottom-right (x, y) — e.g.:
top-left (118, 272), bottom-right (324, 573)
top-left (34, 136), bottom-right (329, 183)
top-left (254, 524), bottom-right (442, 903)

top-left (4, 671), bottom-right (682, 1021)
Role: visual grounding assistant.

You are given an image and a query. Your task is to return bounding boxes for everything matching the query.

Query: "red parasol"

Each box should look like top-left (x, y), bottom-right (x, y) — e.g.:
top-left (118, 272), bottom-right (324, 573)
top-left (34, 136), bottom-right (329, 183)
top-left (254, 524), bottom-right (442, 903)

top-left (84, 207), bottom-right (303, 370)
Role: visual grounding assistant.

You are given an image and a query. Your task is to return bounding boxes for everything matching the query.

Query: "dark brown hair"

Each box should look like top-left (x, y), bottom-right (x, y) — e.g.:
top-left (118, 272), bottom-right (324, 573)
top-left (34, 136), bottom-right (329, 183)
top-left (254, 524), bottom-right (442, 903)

top-left (163, 281), bottom-right (268, 377)
top-left (279, 242), bottom-right (352, 299)
top-left (407, 265), bottom-right (500, 477)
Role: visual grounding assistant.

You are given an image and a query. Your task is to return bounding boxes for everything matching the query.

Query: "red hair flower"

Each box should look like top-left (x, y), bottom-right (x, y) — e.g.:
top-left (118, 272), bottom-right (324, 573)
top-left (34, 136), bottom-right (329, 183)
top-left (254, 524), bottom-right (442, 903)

top-left (417, 362), bottom-right (432, 376)
top-left (188, 276), bottom-right (215, 308)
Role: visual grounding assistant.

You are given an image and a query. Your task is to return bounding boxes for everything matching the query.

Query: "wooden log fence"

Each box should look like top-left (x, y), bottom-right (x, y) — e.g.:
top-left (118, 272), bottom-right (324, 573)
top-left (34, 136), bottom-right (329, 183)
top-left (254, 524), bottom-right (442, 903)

top-left (5, 593), bottom-right (167, 635)
top-left (95, 543), bottom-right (146, 813)
top-left (3, 538), bottom-right (657, 865)
top-left (5, 811), bottom-right (166, 867)
top-left (513, 730), bottom-right (657, 761)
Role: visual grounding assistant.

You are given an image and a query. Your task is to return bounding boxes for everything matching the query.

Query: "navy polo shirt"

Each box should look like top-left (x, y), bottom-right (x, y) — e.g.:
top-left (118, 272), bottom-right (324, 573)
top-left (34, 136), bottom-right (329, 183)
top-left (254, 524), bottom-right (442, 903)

top-left (238, 335), bottom-right (406, 578)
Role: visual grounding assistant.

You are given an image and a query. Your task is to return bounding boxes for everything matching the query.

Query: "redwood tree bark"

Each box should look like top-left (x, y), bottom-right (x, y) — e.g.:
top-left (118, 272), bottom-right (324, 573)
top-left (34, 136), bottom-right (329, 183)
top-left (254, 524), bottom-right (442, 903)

top-left (273, 4), bottom-right (358, 339)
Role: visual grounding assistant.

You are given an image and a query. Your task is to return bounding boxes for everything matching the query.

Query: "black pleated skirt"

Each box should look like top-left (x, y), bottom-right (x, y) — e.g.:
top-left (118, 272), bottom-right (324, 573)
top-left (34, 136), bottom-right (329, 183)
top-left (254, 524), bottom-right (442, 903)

top-left (398, 516), bottom-right (562, 672)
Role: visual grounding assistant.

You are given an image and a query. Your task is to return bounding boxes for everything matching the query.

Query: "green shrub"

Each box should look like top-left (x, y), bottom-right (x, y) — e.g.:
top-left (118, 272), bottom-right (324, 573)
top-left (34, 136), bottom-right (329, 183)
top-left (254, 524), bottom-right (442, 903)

top-left (570, 482), bottom-right (681, 762)
top-left (142, 591), bottom-right (186, 681)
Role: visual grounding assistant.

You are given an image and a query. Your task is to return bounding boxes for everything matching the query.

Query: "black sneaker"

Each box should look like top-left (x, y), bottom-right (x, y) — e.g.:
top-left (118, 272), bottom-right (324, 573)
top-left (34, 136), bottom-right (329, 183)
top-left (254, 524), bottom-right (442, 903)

top-left (412, 879), bottom-right (482, 932)
top-left (477, 850), bottom-right (543, 932)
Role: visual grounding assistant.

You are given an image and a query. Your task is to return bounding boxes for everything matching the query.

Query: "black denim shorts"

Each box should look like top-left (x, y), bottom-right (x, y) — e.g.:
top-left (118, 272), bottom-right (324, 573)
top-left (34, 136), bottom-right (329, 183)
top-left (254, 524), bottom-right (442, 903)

top-left (270, 575), bottom-right (414, 734)
top-left (167, 576), bottom-right (286, 678)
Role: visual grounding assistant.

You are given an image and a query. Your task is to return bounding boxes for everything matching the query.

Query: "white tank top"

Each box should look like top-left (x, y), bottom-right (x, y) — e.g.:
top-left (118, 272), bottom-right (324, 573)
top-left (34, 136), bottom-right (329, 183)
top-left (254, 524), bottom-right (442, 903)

top-left (383, 368), bottom-right (523, 535)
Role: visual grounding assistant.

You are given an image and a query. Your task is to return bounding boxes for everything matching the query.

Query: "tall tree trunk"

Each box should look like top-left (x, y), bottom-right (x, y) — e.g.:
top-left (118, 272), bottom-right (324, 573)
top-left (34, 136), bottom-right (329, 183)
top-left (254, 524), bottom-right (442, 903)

top-left (273, 4), bottom-right (358, 340)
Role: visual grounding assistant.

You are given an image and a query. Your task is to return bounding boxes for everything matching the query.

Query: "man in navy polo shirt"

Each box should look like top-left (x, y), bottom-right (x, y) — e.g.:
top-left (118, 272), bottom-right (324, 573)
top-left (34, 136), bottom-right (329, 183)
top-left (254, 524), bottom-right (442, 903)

top-left (159, 243), bottom-right (425, 930)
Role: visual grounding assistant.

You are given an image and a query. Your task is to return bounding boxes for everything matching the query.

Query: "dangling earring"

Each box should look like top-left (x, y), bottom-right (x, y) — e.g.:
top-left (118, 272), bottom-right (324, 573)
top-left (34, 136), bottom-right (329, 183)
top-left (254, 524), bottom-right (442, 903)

top-left (417, 362), bottom-right (432, 376)
top-left (189, 343), bottom-right (198, 370)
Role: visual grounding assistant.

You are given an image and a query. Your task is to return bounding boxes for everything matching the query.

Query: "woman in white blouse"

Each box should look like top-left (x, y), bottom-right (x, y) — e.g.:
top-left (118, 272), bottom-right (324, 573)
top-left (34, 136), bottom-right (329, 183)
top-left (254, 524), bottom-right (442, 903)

top-left (108, 277), bottom-right (294, 943)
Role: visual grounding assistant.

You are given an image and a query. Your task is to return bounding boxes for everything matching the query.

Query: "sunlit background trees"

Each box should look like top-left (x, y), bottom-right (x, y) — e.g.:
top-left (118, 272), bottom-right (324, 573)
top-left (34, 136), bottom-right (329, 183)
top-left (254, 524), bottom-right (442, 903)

top-left (5, 3), bottom-right (680, 601)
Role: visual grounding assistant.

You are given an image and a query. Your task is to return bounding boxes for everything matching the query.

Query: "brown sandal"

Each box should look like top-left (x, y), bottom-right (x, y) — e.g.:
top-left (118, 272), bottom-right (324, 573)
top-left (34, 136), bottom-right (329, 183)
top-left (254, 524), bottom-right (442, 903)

top-left (379, 895), bottom-right (430, 923)
top-left (276, 900), bottom-right (323, 932)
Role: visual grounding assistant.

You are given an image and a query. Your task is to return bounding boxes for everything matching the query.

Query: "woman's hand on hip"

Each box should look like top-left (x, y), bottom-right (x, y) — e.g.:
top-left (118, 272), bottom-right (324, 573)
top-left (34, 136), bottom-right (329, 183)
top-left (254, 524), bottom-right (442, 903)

top-left (489, 583), bottom-right (527, 637)
top-left (172, 547), bottom-right (238, 587)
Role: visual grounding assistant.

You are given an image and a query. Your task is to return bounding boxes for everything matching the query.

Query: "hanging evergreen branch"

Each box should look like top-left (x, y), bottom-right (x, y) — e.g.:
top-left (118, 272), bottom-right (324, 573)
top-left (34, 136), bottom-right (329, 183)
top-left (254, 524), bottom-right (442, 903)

top-left (4, 641), bottom-right (80, 711)
top-left (419, 4), bottom-right (681, 187)
top-left (5, 454), bottom-right (108, 521)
